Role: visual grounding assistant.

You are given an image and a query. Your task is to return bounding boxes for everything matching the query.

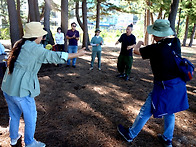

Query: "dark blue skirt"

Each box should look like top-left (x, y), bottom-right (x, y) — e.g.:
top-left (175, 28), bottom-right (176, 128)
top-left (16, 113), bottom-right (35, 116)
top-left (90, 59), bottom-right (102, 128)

top-left (152, 77), bottom-right (189, 118)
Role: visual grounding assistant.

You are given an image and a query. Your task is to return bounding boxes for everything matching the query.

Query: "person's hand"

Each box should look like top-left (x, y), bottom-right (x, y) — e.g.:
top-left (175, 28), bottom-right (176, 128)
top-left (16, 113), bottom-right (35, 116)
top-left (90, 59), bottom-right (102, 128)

top-left (138, 41), bottom-right (144, 46)
top-left (127, 46), bottom-right (132, 50)
top-left (78, 47), bottom-right (86, 56)
top-left (72, 34), bottom-right (76, 38)
top-left (96, 44), bottom-right (99, 46)
top-left (115, 41), bottom-right (119, 45)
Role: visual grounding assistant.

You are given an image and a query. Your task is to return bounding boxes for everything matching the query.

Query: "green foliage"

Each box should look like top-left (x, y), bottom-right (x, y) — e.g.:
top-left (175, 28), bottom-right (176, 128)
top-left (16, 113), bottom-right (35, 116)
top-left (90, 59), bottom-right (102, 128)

top-left (0, 27), bottom-right (10, 40)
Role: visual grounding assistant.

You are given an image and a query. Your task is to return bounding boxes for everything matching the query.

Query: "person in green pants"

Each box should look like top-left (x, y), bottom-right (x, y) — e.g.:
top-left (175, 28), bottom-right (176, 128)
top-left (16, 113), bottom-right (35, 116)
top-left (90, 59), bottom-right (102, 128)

top-left (115, 24), bottom-right (136, 81)
top-left (90, 28), bottom-right (104, 71)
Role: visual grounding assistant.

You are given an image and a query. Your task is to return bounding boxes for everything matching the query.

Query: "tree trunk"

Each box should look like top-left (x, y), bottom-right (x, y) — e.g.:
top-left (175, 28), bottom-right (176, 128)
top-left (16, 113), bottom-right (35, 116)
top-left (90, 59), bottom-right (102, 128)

top-left (168, 0), bottom-right (179, 35)
top-left (96, 0), bottom-right (101, 29)
top-left (28, 0), bottom-right (40, 21)
top-left (16, 0), bottom-right (24, 38)
top-left (61, 0), bottom-right (68, 50)
top-left (75, 1), bottom-right (84, 30)
top-left (34, 0), bottom-right (40, 21)
top-left (150, 12), bottom-right (154, 24)
top-left (44, 0), bottom-right (55, 45)
top-left (188, 23), bottom-right (196, 47)
top-left (182, 15), bottom-right (189, 46)
top-left (157, 7), bottom-right (162, 19)
top-left (82, 0), bottom-right (89, 50)
top-left (144, 0), bottom-right (150, 46)
top-left (7, 0), bottom-right (20, 47)
top-left (176, 7), bottom-right (181, 36)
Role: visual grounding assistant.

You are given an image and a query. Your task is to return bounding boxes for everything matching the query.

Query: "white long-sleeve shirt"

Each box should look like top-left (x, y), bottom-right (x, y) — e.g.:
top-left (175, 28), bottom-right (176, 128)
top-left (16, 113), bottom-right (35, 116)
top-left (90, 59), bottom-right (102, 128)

top-left (55, 32), bottom-right (65, 44)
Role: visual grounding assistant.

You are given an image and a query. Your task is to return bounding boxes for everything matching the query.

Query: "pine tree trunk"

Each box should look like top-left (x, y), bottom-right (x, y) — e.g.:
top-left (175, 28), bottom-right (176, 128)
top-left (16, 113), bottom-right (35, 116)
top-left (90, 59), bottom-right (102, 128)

top-left (61, 0), bottom-right (68, 50)
top-left (168, 0), bottom-right (179, 35)
top-left (16, 0), bottom-right (24, 38)
top-left (176, 8), bottom-right (181, 36)
top-left (76, 2), bottom-right (84, 30)
top-left (182, 15), bottom-right (189, 46)
top-left (28, 0), bottom-right (40, 21)
top-left (96, 0), bottom-right (101, 29)
top-left (44, 0), bottom-right (54, 45)
top-left (188, 23), bottom-right (196, 47)
top-left (157, 7), bottom-right (162, 19)
top-left (144, 0), bottom-right (150, 46)
top-left (82, 0), bottom-right (89, 50)
top-left (34, 0), bottom-right (40, 21)
top-left (7, 0), bottom-right (20, 47)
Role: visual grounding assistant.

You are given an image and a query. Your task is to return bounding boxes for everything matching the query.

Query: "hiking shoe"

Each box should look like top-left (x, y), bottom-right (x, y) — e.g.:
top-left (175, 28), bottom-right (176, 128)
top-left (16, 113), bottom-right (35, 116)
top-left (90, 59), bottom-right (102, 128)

top-left (157, 134), bottom-right (172, 147)
top-left (25, 140), bottom-right (46, 147)
top-left (89, 67), bottom-right (93, 70)
top-left (124, 76), bottom-right (129, 81)
top-left (116, 73), bottom-right (126, 78)
top-left (72, 65), bottom-right (76, 68)
top-left (11, 133), bottom-right (22, 146)
top-left (98, 68), bottom-right (101, 71)
top-left (117, 124), bottom-right (133, 143)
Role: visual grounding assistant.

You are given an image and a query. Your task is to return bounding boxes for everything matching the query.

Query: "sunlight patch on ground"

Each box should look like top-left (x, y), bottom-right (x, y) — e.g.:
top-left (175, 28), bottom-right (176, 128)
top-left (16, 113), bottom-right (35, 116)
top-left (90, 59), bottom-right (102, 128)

top-left (66, 73), bottom-right (80, 76)
top-left (140, 78), bottom-right (153, 83)
top-left (56, 73), bottom-right (66, 77)
top-left (68, 100), bottom-right (110, 124)
top-left (187, 90), bottom-right (196, 96)
top-left (186, 84), bottom-right (196, 89)
top-left (40, 76), bottom-right (51, 81)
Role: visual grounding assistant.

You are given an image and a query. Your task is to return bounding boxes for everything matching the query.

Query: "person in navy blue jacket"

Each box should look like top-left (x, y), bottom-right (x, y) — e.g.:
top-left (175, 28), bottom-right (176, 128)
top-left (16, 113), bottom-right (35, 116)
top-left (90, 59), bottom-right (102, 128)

top-left (117, 19), bottom-right (189, 147)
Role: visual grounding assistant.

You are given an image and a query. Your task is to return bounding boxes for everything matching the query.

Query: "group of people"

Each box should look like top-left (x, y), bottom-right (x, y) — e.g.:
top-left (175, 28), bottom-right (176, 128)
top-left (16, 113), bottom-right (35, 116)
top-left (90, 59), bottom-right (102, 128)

top-left (1, 19), bottom-right (189, 147)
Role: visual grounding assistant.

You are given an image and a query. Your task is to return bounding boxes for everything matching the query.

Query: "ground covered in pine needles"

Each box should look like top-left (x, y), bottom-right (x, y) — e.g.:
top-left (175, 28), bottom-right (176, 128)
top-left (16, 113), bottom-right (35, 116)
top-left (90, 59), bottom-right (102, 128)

top-left (0, 45), bottom-right (196, 147)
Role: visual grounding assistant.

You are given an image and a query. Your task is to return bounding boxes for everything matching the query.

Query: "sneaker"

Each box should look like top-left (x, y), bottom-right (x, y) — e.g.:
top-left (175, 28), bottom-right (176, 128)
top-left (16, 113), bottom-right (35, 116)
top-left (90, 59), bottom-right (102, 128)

top-left (124, 76), bottom-right (129, 81)
top-left (11, 133), bottom-right (22, 146)
top-left (72, 65), bottom-right (76, 68)
top-left (25, 140), bottom-right (46, 147)
top-left (116, 73), bottom-right (126, 78)
top-left (117, 124), bottom-right (133, 143)
top-left (89, 67), bottom-right (93, 70)
top-left (98, 68), bottom-right (101, 71)
top-left (157, 134), bottom-right (172, 147)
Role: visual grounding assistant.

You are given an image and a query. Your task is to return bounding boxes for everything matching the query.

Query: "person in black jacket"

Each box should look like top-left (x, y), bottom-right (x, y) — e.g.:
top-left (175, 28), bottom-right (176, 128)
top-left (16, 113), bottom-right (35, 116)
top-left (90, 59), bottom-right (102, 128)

top-left (117, 19), bottom-right (189, 147)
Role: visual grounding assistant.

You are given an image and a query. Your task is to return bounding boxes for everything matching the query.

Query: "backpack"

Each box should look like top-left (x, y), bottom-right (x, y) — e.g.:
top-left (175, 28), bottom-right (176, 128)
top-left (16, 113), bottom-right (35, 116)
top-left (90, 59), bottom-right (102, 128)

top-left (172, 51), bottom-right (194, 82)
top-left (168, 39), bottom-right (194, 82)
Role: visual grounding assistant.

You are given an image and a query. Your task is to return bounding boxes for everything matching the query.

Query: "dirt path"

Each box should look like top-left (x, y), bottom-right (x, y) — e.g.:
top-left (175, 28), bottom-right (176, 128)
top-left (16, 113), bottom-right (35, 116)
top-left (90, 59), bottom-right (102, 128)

top-left (0, 45), bottom-right (196, 147)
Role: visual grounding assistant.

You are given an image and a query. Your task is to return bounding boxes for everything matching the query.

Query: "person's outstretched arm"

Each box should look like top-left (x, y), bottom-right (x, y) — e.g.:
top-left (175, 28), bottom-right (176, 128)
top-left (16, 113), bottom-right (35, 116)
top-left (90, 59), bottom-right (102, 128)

top-left (67, 47), bottom-right (86, 59)
top-left (133, 41), bottom-right (144, 55)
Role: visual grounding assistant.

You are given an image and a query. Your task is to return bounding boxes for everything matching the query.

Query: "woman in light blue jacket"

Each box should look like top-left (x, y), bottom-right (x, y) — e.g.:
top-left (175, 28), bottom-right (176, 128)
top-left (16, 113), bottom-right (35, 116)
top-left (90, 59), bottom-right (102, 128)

top-left (90, 28), bottom-right (103, 71)
top-left (1, 22), bottom-right (85, 147)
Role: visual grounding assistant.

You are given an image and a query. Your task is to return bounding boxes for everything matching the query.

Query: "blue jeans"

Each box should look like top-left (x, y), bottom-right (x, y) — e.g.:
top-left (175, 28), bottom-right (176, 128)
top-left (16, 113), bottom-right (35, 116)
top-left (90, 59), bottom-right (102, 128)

top-left (4, 92), bottom-right (37, 145)
top-left (67, 45), bottom-right (78, 66)
top-left (91, 51), bottom-right (101, 68)
top-left (128, 92), bottom-right (175, 141)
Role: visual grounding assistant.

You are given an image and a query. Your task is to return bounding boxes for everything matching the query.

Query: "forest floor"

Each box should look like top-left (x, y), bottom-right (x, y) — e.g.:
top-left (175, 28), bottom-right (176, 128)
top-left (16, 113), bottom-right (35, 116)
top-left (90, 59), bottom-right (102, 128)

top-left (0, 43), bottom-right (196, 147)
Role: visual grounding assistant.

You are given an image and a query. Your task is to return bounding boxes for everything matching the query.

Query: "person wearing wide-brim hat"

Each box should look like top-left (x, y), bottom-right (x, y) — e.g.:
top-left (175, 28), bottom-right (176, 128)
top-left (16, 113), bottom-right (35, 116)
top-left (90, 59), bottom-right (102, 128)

top-left (117, 19), bottom-right (188, 147)
top-left (89, 28), bottom-right (104, 71)
top-left (1, 22), bottom-right (86, 147)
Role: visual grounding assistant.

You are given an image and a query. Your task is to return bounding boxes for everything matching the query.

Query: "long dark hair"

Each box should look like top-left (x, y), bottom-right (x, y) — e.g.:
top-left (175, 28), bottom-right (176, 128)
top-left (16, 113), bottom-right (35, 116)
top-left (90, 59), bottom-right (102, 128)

top-left (7, 38), bottom-right (36, 74)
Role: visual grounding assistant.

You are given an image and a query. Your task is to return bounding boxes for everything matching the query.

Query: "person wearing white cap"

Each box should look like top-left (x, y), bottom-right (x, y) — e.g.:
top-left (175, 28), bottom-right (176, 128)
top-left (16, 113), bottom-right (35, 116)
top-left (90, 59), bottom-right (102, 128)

top-left (117, 19), bottom-right (189, 147)
top-left (1, 22), bottom-right (86, 147)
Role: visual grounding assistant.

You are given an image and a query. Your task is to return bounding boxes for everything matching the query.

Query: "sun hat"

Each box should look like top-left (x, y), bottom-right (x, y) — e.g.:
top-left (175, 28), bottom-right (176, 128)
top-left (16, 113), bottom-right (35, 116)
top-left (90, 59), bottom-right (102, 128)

top-left (147, 19), bottom-right (174, 37)
top-left (95, 28), bottom-right (101, 32)
top-left (23, 22), bottom-right (47, 38)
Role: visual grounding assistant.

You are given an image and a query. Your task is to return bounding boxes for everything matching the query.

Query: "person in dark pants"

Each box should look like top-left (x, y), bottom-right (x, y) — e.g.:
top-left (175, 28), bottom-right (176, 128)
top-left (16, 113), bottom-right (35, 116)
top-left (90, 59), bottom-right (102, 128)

top-left (115, 24), bottom-right (136, 81)
top-left (117, 19), bottom-right (189, 147)
top-left (55, 27), bottom-right (65, 52)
